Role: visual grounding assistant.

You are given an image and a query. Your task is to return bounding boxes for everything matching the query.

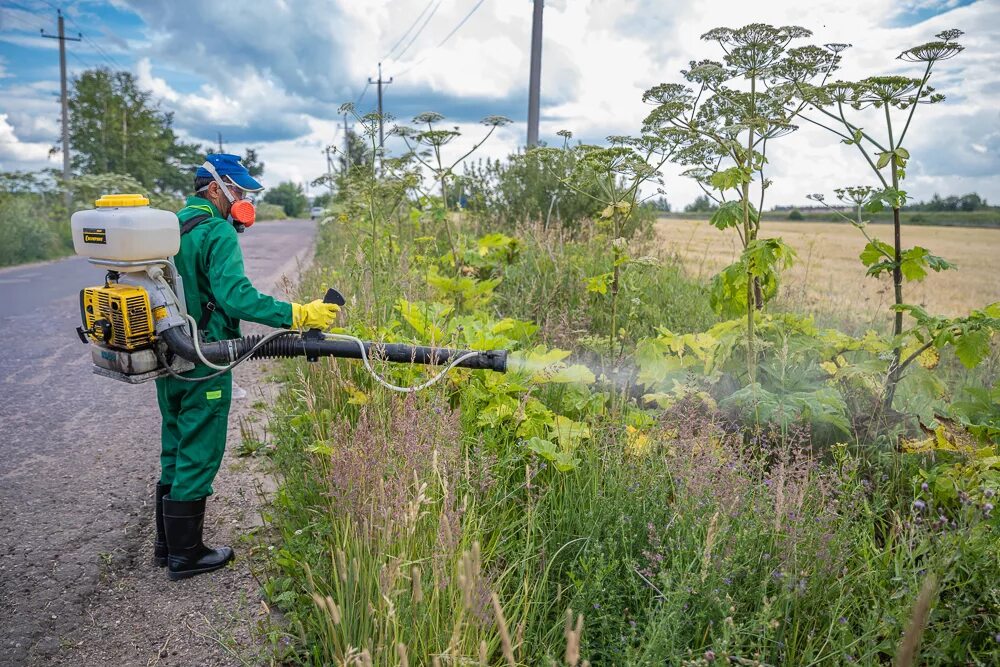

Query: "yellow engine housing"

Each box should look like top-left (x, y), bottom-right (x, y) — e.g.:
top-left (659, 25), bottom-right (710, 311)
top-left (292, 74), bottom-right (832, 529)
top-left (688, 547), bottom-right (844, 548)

top-left (80, 284), bottom-right (157, 350)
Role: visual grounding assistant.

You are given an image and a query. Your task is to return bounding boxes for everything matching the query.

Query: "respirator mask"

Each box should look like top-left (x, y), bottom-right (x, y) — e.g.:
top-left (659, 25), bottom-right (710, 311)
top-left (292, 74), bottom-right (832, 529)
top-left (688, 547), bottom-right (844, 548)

top-left (198, 161), bottom-right (257, 232)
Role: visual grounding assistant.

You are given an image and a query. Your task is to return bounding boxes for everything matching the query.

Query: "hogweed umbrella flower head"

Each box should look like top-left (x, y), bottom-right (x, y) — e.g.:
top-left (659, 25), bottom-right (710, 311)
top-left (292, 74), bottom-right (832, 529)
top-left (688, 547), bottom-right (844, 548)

top-left (642, 83), bottom-right (695, 126)
top-left (683, 59), bottom-right (727, 86)
top-left (480, 115), bottom-right (512, 128)
top-left (774, 45), bottom-right (840, 83)
top-left (853, 76), bottom-right (932, 110)
top-left (898, 30), bottom-right (964, 63)
top-left (834, 186), bottom-right (876, 208)
top-left (413, 111), bottom-right (445, 125)
top-left (702, 23), bottom-right (812, 77)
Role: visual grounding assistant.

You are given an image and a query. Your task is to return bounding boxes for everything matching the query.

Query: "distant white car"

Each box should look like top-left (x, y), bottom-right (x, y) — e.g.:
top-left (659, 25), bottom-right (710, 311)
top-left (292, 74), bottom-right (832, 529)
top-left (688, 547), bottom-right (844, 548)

top-left (310, 206), bottom-right (325, 220)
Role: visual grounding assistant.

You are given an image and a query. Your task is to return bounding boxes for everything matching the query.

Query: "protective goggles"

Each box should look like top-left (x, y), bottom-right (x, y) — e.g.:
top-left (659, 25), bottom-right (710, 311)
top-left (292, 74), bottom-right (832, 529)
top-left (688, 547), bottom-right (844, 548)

top-left (198, 161), bottom-right (260, 203)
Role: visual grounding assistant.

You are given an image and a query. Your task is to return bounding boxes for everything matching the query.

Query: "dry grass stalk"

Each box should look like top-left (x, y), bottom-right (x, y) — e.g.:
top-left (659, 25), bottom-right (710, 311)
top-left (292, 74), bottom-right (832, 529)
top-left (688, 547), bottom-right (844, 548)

top-left (396, 643), bottom-right (410, 667)
top-left (335, 548), bottom-right (348, 583)
top-left (773, 458), bottom-right (787, 533)
top-left (564, 607), bottom-right (584, 666)
top-left (895, 574), bottom-right (938, 667)
top-left (411, 565), bottom-right (424, 604)
top-left (311, 593), bottom-right (343, 626)
top-left (479, 640), bottom-right (489, 665)
top-left (490, 592), bottom-right (516, 667)
top-left (701, 510), bottom-right (721, 583)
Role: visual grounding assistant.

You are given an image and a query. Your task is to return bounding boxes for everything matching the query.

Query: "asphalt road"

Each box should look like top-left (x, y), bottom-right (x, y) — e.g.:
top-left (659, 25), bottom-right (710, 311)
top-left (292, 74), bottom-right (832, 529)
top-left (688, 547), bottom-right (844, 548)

top-left (0, 219), bottom-right (316, 664)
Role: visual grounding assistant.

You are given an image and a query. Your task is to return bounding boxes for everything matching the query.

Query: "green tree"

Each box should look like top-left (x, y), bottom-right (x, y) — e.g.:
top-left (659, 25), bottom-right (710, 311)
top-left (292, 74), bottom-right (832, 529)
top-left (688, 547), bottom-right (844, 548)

top-left (311, 130), bottom-right (371, 198)
top-left (263, 181), bottom-right (309, 217)
top-left (68, 68), bottom-right (204, 195)
top-left (337, 129), bottom-right (371, 173)
top-left (312, 192), bottom-right (333, 208)
top-left (684, 194), bottom-right (719, 213)
top-left (242, 147), bottom-right (265, 177)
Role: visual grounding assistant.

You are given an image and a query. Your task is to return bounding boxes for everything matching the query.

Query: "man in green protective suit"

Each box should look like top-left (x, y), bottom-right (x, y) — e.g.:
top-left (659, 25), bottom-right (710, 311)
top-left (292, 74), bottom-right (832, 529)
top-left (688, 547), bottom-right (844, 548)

top-left (154, 153), bottom-right (339, 581)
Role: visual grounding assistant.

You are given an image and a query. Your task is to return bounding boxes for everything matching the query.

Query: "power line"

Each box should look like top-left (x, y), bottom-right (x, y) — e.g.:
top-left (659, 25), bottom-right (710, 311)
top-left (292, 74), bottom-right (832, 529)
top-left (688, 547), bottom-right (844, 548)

top-left (382, 0), bottom-right (436, 61)
top-left (396, 0), bottom-right (489, 77)
top-left (67, 47), bottom-right (100, 70)
top-left (435, 0), bottom-right (488, 51)
top-left (355, 80), bottom-right (371, 107)
top-left (61, 11), bottom-right (129, 71)
top-left (1, 9), bottom-right (46, 33)
top-left (391, 0), bottom-right (442, 63)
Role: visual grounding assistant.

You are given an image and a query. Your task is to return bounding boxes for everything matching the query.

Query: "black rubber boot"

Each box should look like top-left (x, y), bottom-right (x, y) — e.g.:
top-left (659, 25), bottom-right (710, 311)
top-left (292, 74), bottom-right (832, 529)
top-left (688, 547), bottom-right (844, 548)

top-left (162, 496), bottom-right (234, 581)
top-left (153, 482), bottom-right (171, 567)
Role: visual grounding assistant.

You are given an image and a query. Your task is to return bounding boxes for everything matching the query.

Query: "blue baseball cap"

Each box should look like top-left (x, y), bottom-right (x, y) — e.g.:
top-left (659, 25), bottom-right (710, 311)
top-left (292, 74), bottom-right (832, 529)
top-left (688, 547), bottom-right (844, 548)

top-left (196, 153), bottom-right (263, 192)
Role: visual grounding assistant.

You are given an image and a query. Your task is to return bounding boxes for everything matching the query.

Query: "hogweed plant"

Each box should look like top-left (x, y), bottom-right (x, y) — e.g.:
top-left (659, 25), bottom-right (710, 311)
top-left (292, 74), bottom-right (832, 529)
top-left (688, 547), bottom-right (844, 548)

top-left (396, 113), bottom-right (511, 274)
top-left (793, 30), bottom-right (970, 409)
top-left (534, 130), bottom-right (681, 367)
top-left (642, 24), bottom-right (842, 380)
top-left (337, 102), bottom-right (422, 320)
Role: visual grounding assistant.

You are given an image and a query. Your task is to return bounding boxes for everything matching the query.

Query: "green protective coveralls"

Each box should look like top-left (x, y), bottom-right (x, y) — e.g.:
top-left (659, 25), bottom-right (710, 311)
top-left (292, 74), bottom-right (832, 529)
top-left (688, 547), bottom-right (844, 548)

top-left (155, 196), bottom-right (292, 501)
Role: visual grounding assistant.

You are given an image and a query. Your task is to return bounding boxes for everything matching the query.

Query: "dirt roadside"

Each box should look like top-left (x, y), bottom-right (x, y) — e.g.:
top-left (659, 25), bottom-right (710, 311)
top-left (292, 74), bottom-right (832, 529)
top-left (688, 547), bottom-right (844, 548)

top-left (0, 220), bottom-right (315, 666)
top-left (46, 360), bottom-right (287, 666)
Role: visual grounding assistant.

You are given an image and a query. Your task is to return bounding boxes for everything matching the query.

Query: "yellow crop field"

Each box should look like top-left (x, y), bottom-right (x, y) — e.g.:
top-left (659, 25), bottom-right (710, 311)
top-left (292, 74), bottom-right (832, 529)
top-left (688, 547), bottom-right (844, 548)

top-left (655, 218), bottom-right (1000, 321)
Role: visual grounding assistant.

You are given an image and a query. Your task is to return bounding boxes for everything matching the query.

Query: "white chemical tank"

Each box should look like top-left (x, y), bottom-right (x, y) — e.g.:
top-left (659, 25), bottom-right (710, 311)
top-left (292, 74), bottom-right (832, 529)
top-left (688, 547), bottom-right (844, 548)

top-left (72, 194), bottom-right (179, 269)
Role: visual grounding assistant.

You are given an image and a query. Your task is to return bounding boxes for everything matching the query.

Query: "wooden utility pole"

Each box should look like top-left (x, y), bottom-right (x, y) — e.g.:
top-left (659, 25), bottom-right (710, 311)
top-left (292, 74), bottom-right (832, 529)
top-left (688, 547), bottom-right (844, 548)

top-left (526, 0), bottom-right (544, 147)
top-left (368, 63), bottom-right (393, 152)
top-left (41, 9), bottom-right (81, 208)
top-left (217, 132), bottom-right (224, 153)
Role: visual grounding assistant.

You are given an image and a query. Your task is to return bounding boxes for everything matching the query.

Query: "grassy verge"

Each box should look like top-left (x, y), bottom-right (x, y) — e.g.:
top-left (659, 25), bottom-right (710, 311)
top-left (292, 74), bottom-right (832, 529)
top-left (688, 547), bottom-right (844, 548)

top-left (253, 206), bottom-right (998, 665)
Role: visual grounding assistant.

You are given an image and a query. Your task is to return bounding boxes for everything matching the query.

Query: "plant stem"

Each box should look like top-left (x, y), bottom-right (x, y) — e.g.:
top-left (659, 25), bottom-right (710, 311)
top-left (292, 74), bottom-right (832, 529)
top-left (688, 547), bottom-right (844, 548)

top-left (884, 157), bottom-right (904, 411)
top-left (744, 75), bottom-right (758, 383)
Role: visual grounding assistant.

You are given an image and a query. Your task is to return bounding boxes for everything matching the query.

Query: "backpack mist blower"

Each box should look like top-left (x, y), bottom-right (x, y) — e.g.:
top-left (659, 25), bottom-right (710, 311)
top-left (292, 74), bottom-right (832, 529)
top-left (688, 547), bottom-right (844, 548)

top-left (71, 195), bottom-right (507, 389)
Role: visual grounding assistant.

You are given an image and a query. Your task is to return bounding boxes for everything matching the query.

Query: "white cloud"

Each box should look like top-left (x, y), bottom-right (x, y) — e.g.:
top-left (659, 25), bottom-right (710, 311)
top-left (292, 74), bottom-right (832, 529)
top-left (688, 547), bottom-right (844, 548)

top-left (2, 0), bottom-right (997, 207)
top-left (0, 114), bottom-right (57, 169)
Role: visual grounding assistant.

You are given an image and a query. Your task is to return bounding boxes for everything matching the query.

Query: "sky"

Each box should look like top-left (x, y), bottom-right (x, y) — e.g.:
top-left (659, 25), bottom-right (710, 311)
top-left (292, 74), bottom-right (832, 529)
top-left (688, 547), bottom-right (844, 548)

top-left (0, 0), bottom-right (998, 209)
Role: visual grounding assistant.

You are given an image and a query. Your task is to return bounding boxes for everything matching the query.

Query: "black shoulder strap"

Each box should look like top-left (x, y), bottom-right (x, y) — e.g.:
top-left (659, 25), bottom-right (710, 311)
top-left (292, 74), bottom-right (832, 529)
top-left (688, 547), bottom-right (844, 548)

top-left (180, 213), bottom-right (212, 236)
top-left (179, 212), bottom-right (218, 330)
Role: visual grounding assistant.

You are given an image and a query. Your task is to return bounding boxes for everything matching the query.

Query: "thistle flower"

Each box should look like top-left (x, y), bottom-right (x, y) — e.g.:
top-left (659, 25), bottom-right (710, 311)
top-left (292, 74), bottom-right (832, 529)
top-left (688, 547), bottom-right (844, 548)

top-left (912, 499), bottom-right (926, 512)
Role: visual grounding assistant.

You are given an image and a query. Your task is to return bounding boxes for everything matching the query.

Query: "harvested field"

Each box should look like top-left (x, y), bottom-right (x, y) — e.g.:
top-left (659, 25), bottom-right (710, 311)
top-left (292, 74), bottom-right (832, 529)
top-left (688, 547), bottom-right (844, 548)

top-left (655, 217), bottom-right (1000, 322)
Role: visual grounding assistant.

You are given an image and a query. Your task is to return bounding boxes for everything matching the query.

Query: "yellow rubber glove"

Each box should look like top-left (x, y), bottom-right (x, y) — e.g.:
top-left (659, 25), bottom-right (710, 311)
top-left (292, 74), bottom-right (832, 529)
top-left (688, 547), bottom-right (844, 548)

top-left (291, 300), bottom-right (341, 330)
